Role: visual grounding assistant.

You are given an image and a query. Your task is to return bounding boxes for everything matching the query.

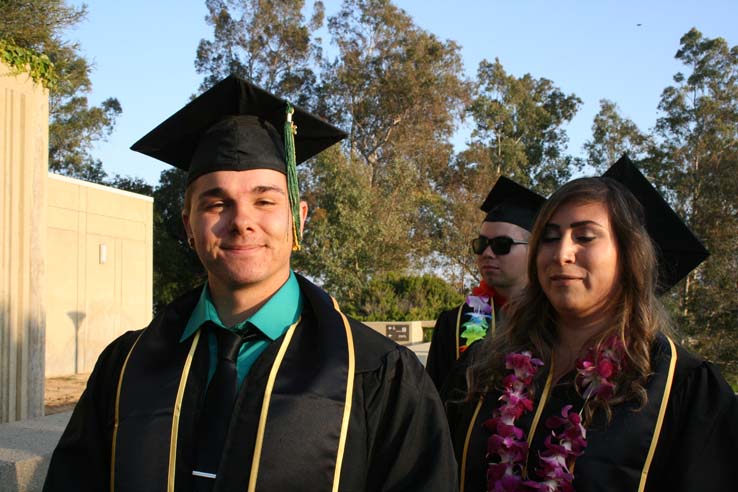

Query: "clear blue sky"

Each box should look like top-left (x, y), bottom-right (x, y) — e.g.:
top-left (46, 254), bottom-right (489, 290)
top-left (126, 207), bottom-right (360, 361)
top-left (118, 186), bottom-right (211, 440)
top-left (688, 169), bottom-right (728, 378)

top-left (69, 0), bottom-right (738, 185)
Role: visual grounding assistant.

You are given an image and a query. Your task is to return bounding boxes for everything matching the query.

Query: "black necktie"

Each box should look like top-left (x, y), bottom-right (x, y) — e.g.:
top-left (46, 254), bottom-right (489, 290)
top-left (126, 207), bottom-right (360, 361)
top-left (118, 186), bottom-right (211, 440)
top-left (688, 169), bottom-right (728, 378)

top-left (192, 322), bottom-right (250, 491)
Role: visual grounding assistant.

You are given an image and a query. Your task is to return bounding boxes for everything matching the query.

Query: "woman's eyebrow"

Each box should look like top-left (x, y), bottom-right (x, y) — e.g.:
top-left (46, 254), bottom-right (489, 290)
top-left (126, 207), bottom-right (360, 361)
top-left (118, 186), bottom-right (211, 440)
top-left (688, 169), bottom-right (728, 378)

top-left (546, 220), bottom-right (603, 228)
top-left (570, 220), bottom-right (604, 228)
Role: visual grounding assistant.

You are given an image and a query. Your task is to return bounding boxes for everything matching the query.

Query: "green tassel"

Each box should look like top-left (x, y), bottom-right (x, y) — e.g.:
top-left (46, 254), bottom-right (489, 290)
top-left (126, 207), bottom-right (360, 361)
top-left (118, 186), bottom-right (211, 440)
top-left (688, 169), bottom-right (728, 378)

top-left (284, 103), bottom-right (301, 251)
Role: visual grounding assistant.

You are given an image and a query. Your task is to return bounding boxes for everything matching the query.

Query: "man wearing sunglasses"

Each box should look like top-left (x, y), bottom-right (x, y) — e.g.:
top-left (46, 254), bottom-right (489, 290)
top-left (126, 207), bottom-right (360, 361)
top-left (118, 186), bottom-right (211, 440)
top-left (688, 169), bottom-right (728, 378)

top-left (426, 177), bottom-right (545, 391)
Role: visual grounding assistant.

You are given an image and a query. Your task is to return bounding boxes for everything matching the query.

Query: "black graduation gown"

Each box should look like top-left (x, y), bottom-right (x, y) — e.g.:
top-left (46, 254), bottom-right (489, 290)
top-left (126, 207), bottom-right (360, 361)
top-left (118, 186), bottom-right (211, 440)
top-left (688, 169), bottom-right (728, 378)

top-left (446, 334), bottom-right (738, 491)
top-left (43, 274), bottom-right (458, 492)
top-left (426, 300), bottom-right (501, 392)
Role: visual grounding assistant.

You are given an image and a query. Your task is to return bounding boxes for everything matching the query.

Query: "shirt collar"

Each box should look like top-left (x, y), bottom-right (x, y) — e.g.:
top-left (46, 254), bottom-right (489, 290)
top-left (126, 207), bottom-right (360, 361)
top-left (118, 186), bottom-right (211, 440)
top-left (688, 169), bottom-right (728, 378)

top-left (181, 271), bottom-right (303, 342)
top-left (249, 270), bottom-right (302, 339)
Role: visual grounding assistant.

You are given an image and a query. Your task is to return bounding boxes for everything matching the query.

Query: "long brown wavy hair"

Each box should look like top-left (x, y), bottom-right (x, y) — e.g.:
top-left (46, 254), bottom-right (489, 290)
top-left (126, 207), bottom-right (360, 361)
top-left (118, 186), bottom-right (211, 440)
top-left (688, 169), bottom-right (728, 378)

top-left (468, 177), bottom-right (671, 423)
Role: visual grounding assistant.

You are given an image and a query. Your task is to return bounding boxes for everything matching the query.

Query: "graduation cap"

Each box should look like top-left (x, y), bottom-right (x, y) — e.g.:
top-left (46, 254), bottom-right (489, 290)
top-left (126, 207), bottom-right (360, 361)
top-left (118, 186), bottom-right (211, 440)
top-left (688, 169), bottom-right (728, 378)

top-left (603, 155), bottom-right (709, 293)
top-left (480, 176), bottom-right (546, 231)
top-left (130, 75), bottom-right (347, 250)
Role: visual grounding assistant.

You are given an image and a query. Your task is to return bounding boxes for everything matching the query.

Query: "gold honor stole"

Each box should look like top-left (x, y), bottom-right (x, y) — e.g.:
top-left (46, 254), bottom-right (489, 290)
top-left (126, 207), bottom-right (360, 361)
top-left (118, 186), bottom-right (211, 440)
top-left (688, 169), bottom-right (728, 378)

top-left (111, 281), bottom-right (355, 492)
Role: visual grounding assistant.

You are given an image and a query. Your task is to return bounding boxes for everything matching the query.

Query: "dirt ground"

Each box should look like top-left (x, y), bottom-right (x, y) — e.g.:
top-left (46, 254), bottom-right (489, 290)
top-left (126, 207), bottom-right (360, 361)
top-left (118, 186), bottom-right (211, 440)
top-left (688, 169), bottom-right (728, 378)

top-left (40, 343), bottom-right (430, 415)
top-left (45, 373), bottom-right (90, 415)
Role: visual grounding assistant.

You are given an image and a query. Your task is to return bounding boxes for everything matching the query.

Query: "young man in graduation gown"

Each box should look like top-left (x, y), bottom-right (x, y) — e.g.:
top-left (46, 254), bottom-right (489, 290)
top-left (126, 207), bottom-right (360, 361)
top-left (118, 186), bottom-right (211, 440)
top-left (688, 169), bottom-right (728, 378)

top-left (425, 178), bottom-right (545, 391)
top-left (43, 76), bottom-right (457, 492)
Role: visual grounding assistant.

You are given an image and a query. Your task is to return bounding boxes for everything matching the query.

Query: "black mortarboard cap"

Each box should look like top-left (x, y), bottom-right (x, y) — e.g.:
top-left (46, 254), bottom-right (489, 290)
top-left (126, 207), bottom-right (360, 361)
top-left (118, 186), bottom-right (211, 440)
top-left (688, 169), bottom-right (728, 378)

top-left (480, 177), bottom-right (546, 231)
top-left (603, 154), bottom-right (709, 293)
top-left (130, 75), bottom-right (347, 185)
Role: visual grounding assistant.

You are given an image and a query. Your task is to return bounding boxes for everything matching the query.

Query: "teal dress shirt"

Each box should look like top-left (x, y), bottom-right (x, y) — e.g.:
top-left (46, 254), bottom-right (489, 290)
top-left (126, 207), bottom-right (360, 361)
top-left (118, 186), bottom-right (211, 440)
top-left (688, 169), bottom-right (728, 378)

top-left (180, 270), bottom-right (303, 387)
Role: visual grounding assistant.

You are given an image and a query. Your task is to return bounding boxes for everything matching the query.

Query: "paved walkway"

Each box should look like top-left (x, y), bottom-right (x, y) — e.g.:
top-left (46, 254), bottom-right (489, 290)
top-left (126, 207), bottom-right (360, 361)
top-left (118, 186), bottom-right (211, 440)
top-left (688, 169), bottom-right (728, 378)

top-left (407, 341), bottom-right (430, 366)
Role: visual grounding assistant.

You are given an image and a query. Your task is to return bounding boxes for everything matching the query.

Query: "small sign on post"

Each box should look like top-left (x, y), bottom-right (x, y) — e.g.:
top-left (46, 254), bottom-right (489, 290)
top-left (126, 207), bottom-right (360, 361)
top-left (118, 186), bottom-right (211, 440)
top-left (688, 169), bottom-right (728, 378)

top-left (386, 324), bottom-right (410, 342)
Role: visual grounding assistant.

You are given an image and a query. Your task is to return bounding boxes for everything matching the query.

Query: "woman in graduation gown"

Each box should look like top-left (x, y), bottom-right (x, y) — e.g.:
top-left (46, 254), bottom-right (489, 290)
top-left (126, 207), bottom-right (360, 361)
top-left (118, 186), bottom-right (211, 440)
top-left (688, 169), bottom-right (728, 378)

top-left (445, 170), bottom-right (738, 491)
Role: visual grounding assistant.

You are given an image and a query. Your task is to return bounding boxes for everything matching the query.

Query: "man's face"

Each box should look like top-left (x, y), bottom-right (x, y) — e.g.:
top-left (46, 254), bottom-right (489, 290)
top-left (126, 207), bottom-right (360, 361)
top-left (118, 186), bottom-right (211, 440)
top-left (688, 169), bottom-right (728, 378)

top-left (475, 221), bottom-right (530, 296)
top-left (182, 169), bottom-right (306, 296)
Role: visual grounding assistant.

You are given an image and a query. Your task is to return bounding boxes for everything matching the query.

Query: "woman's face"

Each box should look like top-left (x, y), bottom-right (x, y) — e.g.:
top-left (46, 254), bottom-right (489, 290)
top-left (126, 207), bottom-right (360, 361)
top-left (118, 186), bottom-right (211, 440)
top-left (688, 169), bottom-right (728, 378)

top-left (536, 200), bottom-right (620, 321)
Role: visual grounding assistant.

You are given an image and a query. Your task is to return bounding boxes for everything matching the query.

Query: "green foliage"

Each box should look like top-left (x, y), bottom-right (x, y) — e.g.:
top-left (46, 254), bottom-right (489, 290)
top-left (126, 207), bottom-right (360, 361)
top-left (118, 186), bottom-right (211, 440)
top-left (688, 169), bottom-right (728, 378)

top-left (49, 96), bottom-right (122, 179)
top-left (152, 169), bottom-right (206, 313)
top-left (0, 0), bottom-right (122, 179)
top-left (195, 0), bottom-right (323, 104)
top-left (584, 99), bottom-right (654, 172)
top-left (435, 58), bottom-right (581, 286)
top-left (0, 39), bottom-right (57, 88)
top-left (586, 28), bottom-right (738, 384)
top-left (303, 0), bottom-right (469, 295)
top-left (188, 5), bottom-right (736, 387)
top-left (198, 0), bottom-right (470, 309)
top-left (106, 175), bottom-right (154, 196)
top-left (652, 29), bottom-right (738, 383)
top-left (460, 58), bottom-right (581, 194)
top-left (293, 146), bottom-right (379, 305)
top-left (323, 0), bottom-right (469, 183)
top-left (0, 0), bottom-right (85, 45)
top-left (346, 272), bottom-right (464, 322)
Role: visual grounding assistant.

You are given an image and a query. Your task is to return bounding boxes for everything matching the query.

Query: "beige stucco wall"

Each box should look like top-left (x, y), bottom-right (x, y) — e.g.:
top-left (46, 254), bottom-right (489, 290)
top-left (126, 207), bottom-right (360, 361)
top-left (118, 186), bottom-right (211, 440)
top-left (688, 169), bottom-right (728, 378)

top-left (45, 174), bottom-right (153, 377)
top-left (0, 63), bottom-right (48, 422)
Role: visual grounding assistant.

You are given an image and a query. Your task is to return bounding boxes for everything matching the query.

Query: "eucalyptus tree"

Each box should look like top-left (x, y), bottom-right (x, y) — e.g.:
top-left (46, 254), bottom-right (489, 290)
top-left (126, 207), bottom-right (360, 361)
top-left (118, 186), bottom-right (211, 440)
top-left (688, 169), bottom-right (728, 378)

top-left (654, 28), bottom-right (738, 382)
top-left (194, 0), bottom-right (324, 105)
top-left (0, 0), bottom-right (122, 180)
top-left (438, 58), bottom-right (581, 285)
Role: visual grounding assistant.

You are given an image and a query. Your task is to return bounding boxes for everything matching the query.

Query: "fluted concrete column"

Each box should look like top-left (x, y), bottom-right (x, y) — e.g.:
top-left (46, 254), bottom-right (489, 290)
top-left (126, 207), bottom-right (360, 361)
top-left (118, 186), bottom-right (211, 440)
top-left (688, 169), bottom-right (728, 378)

top-left (0, 62), bottom-right (48, 423)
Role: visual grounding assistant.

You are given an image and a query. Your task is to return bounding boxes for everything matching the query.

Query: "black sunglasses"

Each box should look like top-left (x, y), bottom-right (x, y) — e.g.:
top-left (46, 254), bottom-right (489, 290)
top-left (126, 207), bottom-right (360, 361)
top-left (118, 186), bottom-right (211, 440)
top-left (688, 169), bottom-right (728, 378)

top-left (471, 235), bottom-right (528, 255)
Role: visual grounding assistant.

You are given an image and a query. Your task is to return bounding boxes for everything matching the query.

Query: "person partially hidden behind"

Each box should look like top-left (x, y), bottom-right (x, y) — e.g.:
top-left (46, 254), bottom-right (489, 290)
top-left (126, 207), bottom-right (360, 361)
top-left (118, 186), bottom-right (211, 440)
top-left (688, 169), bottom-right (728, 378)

top-left (425, 177), bottom-right (545, 391)
top-left (43, 76), bottom-right (457, 492)
top-left (445, 156), bottom-right (738, 491)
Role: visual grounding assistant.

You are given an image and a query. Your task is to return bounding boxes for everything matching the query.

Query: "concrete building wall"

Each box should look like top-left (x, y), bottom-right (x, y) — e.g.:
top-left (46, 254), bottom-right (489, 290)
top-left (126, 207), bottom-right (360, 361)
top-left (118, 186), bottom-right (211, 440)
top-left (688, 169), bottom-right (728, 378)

top-left (45, 174), bottom-right (153, 377)
top-left (0, 63), bottom-right (48, 423)
top-left (363, 321), bottom-right (426, 344)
